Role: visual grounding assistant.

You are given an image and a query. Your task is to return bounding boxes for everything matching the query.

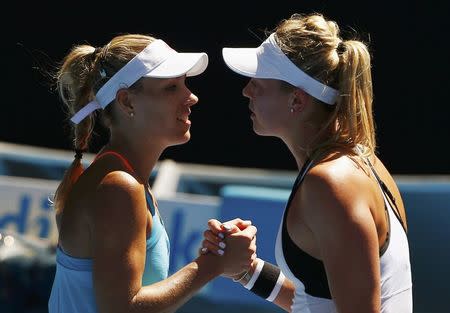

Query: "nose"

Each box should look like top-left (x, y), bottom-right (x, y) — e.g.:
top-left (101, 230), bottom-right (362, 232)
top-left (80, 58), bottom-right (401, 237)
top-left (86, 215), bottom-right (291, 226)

top-left (186, 92), bottom-right (198, 107)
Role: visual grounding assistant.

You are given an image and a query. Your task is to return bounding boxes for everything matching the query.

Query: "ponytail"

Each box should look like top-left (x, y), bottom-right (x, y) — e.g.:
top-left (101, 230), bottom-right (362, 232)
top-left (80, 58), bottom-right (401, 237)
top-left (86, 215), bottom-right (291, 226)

top-left (53, 151), bottom-right (85, 213)
top-left (53, 34), bottom-right (154, 212)
top-left (275, 14), bottom-right (376, 158)
top-left (335, 40), bottom-right (375, 157)
top-left (53, 44), bottom-right (98, 212)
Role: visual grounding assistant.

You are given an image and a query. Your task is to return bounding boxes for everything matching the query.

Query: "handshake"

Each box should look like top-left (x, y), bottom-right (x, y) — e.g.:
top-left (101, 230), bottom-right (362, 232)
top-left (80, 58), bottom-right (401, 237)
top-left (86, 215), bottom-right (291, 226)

top-left (198, 218), bottom-right (258, 283)
top-left (198, 218), bottom-right (286, 304)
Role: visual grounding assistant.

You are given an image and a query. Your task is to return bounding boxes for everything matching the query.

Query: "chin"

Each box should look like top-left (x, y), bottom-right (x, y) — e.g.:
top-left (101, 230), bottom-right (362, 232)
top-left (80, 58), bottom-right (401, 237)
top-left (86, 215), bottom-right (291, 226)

top-left (253, 126), bottom-right (264, 136)
top-left (182, 131), bottom-right (191, 142)
top-left (253, 127), bottom-right (272, 137)
top-left (170, 132), bottom-right (191, 146)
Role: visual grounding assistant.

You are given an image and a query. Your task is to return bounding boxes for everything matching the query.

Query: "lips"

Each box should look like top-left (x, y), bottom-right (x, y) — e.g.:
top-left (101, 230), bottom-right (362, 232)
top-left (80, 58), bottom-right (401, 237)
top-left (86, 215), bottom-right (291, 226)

top-left (177, 113), bottom-right (192, 125)
top-left (177, 107), bottom-right (192, 123)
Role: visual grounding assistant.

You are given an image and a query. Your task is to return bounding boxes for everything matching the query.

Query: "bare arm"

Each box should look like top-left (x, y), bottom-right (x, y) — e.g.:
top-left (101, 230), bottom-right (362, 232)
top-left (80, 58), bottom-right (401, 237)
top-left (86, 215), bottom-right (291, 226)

top-left (301, 170), bottom-right (381, 313)
top-left (130, 254), bottom-right (222, 313)
top-left (92, 172), bottom-right (256, 313)
top-left (272, 278), bottom-right (295, 312)
top-left (235, 258), bottom-right (295, 312)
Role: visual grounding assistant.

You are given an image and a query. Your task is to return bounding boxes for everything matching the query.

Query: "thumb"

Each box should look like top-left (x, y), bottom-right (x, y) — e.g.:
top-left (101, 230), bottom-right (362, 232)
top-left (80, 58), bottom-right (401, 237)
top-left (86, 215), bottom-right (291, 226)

top-left (235, 219), bottom-right (252, 230)
top-left (223, 218), bottom-right (252, 231)
top-left (221, 223), bottom-right (241, 234)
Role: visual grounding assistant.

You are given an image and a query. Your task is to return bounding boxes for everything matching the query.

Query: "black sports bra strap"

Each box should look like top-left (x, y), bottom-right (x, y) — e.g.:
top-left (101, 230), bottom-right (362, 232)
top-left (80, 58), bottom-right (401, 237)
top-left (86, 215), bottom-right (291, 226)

top-left (287, 158), bottom-right (313, 206)
top-left (365, 158), bottom-right (407, 233)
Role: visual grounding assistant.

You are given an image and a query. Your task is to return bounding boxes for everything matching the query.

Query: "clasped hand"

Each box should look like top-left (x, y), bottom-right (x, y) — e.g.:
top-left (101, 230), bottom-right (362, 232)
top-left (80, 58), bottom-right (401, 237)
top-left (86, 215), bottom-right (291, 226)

top-left (199, 218), bottom-right (257, 279)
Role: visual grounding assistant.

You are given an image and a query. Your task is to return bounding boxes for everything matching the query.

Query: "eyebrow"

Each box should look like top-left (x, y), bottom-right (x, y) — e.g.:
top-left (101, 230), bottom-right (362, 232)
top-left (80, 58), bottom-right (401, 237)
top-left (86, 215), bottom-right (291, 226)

top-left (165, 76), bottom-right (185, 84)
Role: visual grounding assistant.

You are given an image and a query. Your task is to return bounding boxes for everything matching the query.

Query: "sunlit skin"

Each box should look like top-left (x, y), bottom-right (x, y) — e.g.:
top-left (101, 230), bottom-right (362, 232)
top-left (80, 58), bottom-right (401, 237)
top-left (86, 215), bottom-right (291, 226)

top-left (203, 77), bottom-right (408, 313)
top-left (56, 74), bottom-right (258, 313)
top-left (125, 77), bottom-right (198, 147)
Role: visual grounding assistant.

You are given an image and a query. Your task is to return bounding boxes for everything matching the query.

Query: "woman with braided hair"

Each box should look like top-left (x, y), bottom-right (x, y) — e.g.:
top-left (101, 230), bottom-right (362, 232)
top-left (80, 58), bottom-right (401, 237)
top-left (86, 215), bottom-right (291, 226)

top-left (48, 33), bottom-right (257, 313)
top-left (202, 13), bottom-right (412, 313)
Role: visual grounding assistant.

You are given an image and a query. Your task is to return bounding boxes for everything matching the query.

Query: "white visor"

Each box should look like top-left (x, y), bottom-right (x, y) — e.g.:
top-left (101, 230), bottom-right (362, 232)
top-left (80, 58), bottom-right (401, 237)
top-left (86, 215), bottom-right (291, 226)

top-left (70, 39), bottom-right (208, 124)
top-left (222, 33), bottom-right (338, 104)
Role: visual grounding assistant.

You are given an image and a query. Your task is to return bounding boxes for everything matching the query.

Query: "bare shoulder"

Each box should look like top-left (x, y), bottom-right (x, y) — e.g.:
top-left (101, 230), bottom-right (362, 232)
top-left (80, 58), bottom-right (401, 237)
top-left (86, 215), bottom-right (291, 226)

top-left (97, 170), bottom-right (143, 194)
top-left (92, 171), bottom-right (147, 228)
top-left (300, 155), bottom-right (373, 225)
top-left (303, 156), bottom-right (370, 203)
top-left (295, 155), bottom-right (382, 263)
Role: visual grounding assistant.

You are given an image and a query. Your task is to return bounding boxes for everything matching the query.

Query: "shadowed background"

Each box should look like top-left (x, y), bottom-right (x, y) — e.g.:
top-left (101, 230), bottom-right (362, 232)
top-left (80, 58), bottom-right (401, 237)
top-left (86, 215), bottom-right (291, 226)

top-left (4, 1), bottom-right (449, 174)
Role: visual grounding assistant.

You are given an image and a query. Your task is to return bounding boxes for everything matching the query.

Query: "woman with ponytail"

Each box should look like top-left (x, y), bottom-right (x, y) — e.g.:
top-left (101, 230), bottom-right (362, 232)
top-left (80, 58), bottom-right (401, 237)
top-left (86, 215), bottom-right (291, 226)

top-left (48, 33), bottom-right (258, 313)
top-left (203, 13), bottom-right (412, 313)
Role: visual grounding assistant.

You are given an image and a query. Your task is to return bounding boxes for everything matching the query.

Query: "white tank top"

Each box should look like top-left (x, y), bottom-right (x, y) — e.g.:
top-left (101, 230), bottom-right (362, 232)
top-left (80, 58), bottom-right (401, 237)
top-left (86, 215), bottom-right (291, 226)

top-left (274, 158), bottom-right (413, 313)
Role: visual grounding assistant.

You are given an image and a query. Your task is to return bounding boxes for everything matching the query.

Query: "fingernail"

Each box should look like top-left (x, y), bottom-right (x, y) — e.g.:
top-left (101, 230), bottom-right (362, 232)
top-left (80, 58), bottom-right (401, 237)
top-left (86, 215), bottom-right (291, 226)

top-left (218, 233), bottom-right (224, 239)
top-left (222, 224), bottom-right (231, 231)
top-left (201, 247), bottom-right (208, 254)
top-left (218, 249), bottom-right (224, 256)
top-left (219, 242), bottom-right (226, 249)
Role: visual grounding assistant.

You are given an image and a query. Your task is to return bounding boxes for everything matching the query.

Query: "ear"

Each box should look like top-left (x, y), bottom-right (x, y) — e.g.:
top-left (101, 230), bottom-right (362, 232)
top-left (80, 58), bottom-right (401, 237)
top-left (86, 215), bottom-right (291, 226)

top-left (115, 88), bottom-right (134, 115)
top-left (290, 88), bottom-right (310, 112)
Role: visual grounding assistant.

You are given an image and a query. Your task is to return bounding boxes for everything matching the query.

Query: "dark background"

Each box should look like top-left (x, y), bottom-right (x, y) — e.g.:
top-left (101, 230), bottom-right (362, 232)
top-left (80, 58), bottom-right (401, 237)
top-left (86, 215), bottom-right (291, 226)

top-left (3, 1), bottom-right (449, 174)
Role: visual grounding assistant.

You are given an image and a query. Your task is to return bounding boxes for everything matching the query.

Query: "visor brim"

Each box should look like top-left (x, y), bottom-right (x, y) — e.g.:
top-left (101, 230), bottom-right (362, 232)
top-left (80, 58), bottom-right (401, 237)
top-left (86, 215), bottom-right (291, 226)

top-left (145, 52), bottom-right (208, 78)
top-left (222, 47), bottom-right (260, 78)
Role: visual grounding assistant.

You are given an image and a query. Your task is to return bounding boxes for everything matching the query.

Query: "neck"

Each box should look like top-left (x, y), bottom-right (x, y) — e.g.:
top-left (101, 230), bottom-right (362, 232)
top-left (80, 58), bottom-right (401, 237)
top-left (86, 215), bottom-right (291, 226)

top-left (283, 120), bottom-right (333, 170)
top-left (103, 136), bottom-right (163, 184)
top-left (283, 129), bottom-right (314, 170)
top-left (285, 142), bottom-right (309, 170)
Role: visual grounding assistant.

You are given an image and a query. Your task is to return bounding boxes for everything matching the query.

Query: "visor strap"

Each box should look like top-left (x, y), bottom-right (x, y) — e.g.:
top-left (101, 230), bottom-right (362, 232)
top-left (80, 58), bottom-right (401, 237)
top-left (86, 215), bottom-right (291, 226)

top-left (267, 34), bottom-right (339, 104)
top-left (70, 100), bottom-right (102, 124)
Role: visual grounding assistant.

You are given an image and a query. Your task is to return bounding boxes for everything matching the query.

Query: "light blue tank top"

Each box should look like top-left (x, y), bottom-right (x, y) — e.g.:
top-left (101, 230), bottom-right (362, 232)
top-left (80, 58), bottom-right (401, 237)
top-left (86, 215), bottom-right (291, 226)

top-left (48, 152), bottom-right (170, 313)
top-left (142, 190), bottom-right (171, 285)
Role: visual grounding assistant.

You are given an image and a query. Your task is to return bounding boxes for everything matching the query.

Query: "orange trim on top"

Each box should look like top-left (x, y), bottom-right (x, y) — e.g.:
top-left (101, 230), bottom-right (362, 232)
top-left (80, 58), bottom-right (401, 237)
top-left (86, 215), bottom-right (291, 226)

top-left (94, 151), bottom-right (135, 173)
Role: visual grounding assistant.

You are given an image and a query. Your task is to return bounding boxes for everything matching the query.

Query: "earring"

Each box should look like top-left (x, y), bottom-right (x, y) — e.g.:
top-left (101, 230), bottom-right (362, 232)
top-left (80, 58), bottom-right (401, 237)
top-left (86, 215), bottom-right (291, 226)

top-left (290, 108), bottom-right (294, 113)
top-left (130, 112), bottom-right (134, 117)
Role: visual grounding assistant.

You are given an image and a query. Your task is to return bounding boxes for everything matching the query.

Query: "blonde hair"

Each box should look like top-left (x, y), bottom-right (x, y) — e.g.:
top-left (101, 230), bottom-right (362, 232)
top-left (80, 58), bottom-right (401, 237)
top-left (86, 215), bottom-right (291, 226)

top-left (275, 13), bottom-right (375, 159)
top-left (53, 34), bottom-right (155, 212)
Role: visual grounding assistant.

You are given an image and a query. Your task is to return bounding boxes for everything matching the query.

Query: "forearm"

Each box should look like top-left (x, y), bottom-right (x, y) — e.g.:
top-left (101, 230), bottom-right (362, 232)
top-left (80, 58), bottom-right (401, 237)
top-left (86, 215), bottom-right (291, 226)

top-left (271, 278), bottom-right (295, 312)
top-left (234, 258), bottom-right (294, 312)
top-left (130, 254), bottom-right (221, 313)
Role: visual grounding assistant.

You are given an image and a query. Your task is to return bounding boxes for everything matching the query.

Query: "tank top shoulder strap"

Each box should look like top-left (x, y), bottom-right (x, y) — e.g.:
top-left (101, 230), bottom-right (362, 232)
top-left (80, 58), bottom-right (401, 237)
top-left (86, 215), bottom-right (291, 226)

top-left (363, 156), bottom-right (407, 234)
top-left (286, 157), bottom-right (314, 207)
top-left (145, 188), bottom-right (158, 217)
top-left (94, 151), bottom-right (136, 174)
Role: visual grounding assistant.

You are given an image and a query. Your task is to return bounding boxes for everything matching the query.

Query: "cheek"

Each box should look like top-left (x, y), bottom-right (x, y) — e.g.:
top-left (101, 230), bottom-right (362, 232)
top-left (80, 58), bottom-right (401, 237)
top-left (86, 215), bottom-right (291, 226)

top-left (134, 102), bottom-right (163, 126)
top-left (252, 86), bottom-right (263, 98)
top-left (257, 96), bottom-right (278, 115)
top-left (257, 98), bottom-right (286, 125)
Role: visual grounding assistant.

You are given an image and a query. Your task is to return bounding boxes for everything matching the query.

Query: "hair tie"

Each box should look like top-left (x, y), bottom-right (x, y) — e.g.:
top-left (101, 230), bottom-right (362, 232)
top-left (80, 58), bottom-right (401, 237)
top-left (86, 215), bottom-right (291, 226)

top-left (74, 149), bottom-right (86, 159)
top-left (93, 47), bottom-right (102, 56)
top-left (337, 41), bottom-right (346, 54)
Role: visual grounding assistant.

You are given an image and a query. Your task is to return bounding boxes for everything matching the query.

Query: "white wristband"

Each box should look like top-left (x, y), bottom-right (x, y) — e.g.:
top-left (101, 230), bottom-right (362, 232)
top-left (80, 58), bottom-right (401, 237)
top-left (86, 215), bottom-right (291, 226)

top-left (266, 271), bottom-right (285, 302)
top-left (244, 258), bottom-right (264, 290)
